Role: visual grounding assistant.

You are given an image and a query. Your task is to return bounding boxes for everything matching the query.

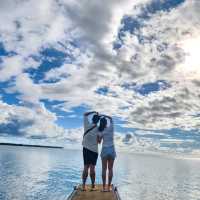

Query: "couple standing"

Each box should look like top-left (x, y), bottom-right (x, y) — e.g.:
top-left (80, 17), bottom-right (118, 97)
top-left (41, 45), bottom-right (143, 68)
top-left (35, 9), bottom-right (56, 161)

top-left (82, 111), bottom-right (116, 192)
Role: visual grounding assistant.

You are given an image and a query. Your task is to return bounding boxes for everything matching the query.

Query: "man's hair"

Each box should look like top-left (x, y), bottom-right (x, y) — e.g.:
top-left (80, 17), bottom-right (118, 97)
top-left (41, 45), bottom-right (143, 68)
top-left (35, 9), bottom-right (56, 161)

top-left (92, 114), bottom-right (100, 124)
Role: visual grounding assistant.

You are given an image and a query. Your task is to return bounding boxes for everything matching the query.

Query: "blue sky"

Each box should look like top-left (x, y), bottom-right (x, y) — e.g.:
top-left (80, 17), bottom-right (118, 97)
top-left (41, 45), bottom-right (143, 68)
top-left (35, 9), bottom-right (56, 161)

top-left (0, 0), bottom-right (200, 154)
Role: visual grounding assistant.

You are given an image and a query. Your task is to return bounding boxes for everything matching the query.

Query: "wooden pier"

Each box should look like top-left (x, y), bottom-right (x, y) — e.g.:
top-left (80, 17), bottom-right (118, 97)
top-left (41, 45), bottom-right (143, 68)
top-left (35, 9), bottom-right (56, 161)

top-left (67, 184), bottom-right (121, 200)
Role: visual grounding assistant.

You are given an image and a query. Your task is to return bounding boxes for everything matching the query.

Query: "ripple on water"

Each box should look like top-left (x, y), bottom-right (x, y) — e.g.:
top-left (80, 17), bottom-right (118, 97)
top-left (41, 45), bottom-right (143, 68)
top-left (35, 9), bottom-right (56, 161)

top-left (0, 147), bottom-right (200, 200)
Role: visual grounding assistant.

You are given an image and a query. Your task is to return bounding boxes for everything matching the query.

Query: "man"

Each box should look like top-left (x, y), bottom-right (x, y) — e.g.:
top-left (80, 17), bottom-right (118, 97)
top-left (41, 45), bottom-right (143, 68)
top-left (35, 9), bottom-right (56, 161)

top-left (82, 111), bottom-right (100, 191)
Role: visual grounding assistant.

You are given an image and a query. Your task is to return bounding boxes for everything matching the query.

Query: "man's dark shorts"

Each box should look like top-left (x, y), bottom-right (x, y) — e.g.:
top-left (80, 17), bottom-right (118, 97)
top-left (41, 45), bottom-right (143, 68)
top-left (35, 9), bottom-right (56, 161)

top-left (83, 147), bottom-right (98, 166)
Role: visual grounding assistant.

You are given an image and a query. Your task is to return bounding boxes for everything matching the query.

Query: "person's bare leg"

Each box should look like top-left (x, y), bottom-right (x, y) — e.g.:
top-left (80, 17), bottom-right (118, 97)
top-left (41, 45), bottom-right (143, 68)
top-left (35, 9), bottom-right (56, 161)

top-left (101, 158), bottom-right (108, 191)
top-left (82, 165), bottom-right (89, 190)
top-left (108, 159), bottom-right (114, 191)
top-left (90, 165), bottom-right (96, 189)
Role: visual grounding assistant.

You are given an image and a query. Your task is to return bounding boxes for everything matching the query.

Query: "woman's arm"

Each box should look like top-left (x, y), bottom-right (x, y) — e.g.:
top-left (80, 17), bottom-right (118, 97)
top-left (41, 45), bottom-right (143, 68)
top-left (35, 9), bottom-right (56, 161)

top-left (84, 111), bottom-right (98, 116)
top-left (101, 115), bottom-right (113, 132)
top-left (100, 115), bottom-right (112, 123)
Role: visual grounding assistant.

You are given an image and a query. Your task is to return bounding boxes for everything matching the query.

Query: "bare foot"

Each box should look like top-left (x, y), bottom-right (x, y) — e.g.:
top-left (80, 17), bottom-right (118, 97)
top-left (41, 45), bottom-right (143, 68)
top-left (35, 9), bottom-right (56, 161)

top-left (107, 185), bottom-right (112, 192)
top-left (90, 185), bottom-right (97, 191)
top-left (82, 185), bottom-right (86, 191)
top-left (101, 187), bottom-right (108, 192)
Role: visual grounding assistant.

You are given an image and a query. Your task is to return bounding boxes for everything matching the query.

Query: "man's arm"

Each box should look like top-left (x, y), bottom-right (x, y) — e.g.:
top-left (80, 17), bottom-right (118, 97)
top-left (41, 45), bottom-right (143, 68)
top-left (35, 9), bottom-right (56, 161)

top-left (84, 111), bottom-right (98, 129)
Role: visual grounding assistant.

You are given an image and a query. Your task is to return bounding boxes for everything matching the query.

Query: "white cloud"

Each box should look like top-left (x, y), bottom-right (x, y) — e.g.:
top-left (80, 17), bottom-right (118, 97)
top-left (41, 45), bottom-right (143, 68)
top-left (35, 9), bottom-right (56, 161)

top-left (0, 0), bottom-right (72, 54)
top-left (0, 0), bottom-right (200, 153)
top-left (0, 55), bottom-right (39, 82)
top-left (114, 131), bottom-right (160, 153)
top-left (0, 100), bottom-right (64, 138)
top-left (6, 73), bottom-right (42, 104)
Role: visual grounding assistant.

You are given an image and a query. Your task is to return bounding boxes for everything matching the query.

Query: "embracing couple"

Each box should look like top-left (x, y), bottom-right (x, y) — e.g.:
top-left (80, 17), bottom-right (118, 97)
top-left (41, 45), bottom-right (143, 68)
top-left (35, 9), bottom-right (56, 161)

top-left (82, 111), bottom-right (116, 192)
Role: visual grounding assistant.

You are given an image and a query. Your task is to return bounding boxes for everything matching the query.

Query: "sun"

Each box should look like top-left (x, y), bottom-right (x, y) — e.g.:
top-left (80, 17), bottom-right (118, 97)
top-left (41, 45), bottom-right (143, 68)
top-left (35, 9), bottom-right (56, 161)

top-left (176, 36), bottom-right (200, 79)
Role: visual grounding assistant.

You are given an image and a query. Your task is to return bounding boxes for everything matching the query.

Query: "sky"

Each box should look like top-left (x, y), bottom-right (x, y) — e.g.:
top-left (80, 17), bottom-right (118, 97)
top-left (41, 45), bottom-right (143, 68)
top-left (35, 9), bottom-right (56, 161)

top-left (0, 0), bottom-right (200, 155)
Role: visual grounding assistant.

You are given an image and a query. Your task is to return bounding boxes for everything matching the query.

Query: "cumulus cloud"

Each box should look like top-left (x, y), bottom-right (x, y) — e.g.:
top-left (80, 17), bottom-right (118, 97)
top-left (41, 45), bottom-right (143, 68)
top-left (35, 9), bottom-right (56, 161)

top-left (0, 0), bottom-right (71, 54)
top-left (0, 100), bottom-right (64, 138)
top-left (0, 0), bottom-right (200, 153)
top-left (0, 55), bottom-right (38, 82)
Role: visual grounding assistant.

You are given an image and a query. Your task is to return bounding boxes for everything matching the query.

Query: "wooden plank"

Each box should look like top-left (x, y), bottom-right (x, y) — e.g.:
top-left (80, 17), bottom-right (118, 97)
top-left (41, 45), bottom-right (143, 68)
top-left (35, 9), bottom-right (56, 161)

top-left (67, 184), bottom-right (121, 200)
top-left (112, 186), bottom-right (121, 200)
top-left (67, 186), bottom-right (79, 200)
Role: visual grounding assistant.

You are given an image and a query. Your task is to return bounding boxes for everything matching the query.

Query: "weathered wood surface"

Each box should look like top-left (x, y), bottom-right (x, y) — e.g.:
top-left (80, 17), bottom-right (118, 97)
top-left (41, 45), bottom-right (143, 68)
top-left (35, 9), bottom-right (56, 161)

top-left (67, 184), bottom-right (121, 200)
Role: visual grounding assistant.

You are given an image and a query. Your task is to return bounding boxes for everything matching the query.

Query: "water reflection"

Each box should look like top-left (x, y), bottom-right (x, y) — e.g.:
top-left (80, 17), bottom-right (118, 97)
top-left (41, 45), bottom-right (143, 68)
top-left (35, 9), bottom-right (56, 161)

top-left (0, 146), bottom-right (82, 200)
top-left (0, 146), bottom-right (200, 200)
top-left (115, 153), bottom-right (200, 200)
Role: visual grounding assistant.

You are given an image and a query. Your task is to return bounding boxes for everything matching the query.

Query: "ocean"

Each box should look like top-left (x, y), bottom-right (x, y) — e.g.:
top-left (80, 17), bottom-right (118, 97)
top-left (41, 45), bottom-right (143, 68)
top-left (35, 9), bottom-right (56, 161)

top-left (0, 145), bottom-right (200, 200)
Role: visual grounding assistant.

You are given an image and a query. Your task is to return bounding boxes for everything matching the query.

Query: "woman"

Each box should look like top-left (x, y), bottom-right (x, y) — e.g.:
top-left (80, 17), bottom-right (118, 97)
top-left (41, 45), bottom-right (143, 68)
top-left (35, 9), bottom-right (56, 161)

top-left (98, 115), bottom-right (116, 192)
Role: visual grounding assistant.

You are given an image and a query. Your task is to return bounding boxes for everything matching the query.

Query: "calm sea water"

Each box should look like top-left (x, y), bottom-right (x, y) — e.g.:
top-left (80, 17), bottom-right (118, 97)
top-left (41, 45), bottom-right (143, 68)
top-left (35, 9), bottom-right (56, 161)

top-left (0, 145), bottom-right (200, 200)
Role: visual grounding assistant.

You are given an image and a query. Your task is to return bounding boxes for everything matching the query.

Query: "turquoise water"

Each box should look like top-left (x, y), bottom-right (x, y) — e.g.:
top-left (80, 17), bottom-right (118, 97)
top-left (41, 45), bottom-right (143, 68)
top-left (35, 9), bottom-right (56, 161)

top-left (0, 145), bottom-right (200, 200)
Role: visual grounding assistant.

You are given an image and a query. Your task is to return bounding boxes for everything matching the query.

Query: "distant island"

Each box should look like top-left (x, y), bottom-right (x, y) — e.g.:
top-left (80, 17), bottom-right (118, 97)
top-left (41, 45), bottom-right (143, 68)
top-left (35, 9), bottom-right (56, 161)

top-left (0, 142), bottom-right (63, 149)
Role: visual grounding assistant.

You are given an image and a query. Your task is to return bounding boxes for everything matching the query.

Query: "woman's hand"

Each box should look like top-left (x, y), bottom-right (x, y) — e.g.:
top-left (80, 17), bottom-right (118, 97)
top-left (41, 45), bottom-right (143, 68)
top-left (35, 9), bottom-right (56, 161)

top-left (100, 114), bottom-right (112, 121)
top-left (84, 111), bottom-right (98, 116)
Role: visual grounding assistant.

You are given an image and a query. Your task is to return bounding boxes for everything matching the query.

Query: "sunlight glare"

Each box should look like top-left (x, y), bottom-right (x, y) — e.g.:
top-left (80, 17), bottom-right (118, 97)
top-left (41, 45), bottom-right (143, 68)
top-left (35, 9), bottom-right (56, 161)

top-left (177, 37), bottom-right (200, 79)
